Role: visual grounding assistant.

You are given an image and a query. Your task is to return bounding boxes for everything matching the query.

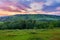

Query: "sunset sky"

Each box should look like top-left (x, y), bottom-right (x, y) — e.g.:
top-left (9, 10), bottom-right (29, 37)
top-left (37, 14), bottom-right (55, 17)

top-left (0, 0), bottom-right (60, 16)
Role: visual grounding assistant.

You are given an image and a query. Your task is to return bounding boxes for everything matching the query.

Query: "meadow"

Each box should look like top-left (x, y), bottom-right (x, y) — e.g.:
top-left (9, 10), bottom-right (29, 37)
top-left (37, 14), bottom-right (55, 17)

top-left (0, 29), bottom-right (60, 40)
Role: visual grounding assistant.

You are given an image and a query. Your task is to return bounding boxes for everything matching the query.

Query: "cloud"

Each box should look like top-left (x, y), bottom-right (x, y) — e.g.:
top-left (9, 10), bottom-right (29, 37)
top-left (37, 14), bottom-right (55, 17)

top-left (47, 11), bottom-right (60, 15)
top-left (45, 0), bottom-right (55, 6)
top-left (56, 7), bottom-right (60, 11)
top-left (0, 0), bottom-right (28, 12)
top-left (29, 2), bottom-right (44, 11)
top-left (45, 0), bottom-right (60, 6)
top-left (26, 0), bottom-right (31, 1)
top-left (0, 0), bottom-right (60, 16)
top-left (55, 0), bottom-right (60, 3)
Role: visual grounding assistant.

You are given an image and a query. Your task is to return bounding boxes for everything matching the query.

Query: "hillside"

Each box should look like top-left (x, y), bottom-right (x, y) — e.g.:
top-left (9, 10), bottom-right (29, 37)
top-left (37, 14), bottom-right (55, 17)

top-left (0, 14), bottom-right (60, 29)
top-left (0, 14), bottom-right (60, 22)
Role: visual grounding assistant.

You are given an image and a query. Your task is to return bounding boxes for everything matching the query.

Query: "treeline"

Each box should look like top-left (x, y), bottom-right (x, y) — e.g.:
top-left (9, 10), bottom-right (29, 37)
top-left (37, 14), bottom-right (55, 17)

top-left (0, 20), bottom-right (60, 29)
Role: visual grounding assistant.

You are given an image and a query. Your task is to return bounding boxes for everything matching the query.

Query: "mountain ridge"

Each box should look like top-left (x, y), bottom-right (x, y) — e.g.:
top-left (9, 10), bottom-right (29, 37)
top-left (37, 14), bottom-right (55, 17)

top-left (0, 14), bottom-right (60, 22)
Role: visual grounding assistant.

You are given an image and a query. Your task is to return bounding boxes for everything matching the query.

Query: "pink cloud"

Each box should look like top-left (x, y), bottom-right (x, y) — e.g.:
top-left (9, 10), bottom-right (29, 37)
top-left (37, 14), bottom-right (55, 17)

top-left (0, 1), bottom-right (27, 12)
top-left (45, 11), bottom-right (60, 15)
top-left (56, 7), bottom-right (60, 11)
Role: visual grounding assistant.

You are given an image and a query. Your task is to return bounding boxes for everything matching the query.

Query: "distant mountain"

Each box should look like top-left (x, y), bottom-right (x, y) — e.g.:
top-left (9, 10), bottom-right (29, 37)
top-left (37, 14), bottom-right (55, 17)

top-left (0, 14), bottom-right (60, 22)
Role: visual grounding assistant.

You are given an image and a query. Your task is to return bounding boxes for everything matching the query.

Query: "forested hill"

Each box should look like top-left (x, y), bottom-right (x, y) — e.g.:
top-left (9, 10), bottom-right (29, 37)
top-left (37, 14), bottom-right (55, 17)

top-left (0, 14), bottom-right (60, 22)
top-left (0, 14), bottom-right (60, 29)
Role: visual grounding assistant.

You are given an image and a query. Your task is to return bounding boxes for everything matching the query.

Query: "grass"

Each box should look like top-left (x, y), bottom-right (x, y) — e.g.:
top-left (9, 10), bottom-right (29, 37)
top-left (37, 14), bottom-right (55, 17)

top-left (0, 29), bottom-right (60, 40)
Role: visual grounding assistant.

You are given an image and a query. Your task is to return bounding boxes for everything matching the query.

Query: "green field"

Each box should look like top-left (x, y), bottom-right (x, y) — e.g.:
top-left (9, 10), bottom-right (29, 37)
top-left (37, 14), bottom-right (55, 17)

top-left (0, 29), bottom-right (60, 40)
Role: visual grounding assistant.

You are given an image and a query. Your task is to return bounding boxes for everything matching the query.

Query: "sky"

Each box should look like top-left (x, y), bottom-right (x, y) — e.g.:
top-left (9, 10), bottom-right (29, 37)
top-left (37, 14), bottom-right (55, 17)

top-left (0, 0), bottom-right (60, 16)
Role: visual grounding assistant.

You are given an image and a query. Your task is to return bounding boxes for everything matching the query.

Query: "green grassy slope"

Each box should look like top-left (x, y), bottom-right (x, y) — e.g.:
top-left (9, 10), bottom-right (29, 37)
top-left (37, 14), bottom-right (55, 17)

top-left (0, 29), bottom-right (60, 40)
